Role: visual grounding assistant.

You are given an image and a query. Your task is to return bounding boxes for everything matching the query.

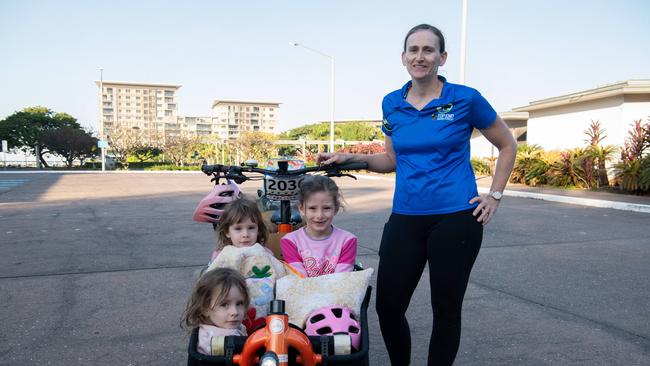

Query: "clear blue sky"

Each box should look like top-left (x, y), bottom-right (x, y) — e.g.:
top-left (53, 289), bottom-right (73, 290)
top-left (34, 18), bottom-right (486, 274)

top-left (1, 0), bottom-right (649, 133)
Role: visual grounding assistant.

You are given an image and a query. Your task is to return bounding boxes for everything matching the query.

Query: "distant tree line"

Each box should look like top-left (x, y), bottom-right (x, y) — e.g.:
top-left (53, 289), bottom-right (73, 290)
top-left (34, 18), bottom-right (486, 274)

top-left (0, 106), bottom-right (97, 167)
top-left (1, 109), bottom-right (388, 169)
top-left (279, 121), bottom-right (380, 141)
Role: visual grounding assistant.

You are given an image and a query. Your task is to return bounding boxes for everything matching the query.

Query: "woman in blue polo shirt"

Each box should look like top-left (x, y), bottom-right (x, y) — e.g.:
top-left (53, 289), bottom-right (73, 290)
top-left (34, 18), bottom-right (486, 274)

top-left (318, 24), bottom-right (517, 365)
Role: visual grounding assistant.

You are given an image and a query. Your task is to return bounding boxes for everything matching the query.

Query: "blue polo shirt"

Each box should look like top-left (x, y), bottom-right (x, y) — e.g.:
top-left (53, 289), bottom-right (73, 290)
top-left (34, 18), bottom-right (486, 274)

top-left (381, 77), bottom-right (496, 215)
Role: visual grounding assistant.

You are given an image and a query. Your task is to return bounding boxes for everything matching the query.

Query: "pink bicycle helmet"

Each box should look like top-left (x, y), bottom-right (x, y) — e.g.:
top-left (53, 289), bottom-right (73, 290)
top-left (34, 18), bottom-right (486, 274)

top-left (192, 182), bottom-right (241, 224)
top-left (304, 306), bottom-right (361, 351)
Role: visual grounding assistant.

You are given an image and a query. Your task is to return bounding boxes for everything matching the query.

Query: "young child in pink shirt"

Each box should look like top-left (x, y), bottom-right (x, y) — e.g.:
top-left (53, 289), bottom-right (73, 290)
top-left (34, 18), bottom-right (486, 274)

top-left (280, 175), bottom-right (357, 277)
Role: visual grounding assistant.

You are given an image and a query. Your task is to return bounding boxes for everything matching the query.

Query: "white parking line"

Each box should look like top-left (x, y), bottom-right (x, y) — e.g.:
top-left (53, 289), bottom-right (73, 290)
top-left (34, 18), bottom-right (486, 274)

top-left (0, 179), bottom-right (29, 191)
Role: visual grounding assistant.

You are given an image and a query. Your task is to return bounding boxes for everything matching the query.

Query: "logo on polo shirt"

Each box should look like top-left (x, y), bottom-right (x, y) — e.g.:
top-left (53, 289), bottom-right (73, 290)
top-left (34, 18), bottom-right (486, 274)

top-left (433, 103), bottom-right (454, 121)
top-left (382, 118), bottom-right (392, 132)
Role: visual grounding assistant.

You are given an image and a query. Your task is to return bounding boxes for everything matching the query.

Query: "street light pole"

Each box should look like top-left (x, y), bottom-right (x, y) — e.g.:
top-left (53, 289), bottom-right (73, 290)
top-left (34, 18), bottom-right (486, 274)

top-left (289, 42), bottom-right (335, 152)
top-left (459, 0), bottom-right (468, 84)
top-left (99, 68), bottom-right (106, 171)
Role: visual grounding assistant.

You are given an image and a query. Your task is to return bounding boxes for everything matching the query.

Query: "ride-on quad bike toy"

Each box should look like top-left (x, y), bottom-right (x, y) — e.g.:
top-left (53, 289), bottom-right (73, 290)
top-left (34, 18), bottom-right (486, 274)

top-left (187, 160), bottom-right (371, 366)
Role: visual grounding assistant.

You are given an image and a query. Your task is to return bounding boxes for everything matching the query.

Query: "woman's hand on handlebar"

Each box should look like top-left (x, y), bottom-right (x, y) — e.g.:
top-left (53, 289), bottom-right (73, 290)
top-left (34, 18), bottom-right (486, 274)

top-left (316, 152), bottom-right (354, 166)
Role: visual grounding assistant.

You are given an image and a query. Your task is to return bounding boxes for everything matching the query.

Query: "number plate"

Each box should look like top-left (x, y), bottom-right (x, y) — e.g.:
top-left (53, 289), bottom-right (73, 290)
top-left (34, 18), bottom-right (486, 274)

top-left (264, 176), bottom-right (302, 201)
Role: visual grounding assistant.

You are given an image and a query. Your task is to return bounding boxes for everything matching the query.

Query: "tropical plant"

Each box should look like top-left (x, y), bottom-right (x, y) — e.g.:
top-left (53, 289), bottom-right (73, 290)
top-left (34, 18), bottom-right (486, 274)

top-left (619, 119), bottom-right (649, 161)
top-left (585, 144), bottom-right (617, 187)
top-left (525, 151), bottom-right (561, 187)
top-left (470, 158), bottom-right (490, 176)
top-left (614, 119), bottom-right (650, 192)
top-left (640, 156), bottom-right (650, 191)
top-left (614, 159), bottom-right (644, 191)
top-left (583, 120), bottom-right (617, 187)
top-left (510, 144), bottom-right (544, 184)
top-left (546, 148), bottom-right (592, 188)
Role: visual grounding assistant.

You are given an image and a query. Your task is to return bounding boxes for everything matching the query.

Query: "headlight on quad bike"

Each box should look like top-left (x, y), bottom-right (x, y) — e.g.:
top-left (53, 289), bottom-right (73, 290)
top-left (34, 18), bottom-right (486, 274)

top-left (260, 351), bottom-right (280, 366)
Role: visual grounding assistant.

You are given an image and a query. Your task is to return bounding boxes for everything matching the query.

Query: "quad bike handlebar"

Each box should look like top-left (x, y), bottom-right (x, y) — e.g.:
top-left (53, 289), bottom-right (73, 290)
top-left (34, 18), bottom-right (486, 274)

top-left (201, 161), bottom-right (369, 185)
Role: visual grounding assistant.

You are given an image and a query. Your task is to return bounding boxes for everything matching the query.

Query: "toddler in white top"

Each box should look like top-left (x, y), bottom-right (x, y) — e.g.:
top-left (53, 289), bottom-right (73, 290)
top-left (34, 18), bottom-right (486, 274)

top-left (209, 198), bottom-right (273, 265)
top-left (181, 268), bottom-right (249, 356)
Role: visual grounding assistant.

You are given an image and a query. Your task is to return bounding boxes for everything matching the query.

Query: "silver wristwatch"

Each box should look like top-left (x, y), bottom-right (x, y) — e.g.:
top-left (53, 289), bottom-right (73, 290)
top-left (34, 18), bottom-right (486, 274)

top-left (489, 191), bottom-right (503, 200)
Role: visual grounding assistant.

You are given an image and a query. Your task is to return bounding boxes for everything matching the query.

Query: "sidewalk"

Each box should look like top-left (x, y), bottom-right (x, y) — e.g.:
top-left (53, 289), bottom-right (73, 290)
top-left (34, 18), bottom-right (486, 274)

top-left (475, 176), bottom-right (650, 213)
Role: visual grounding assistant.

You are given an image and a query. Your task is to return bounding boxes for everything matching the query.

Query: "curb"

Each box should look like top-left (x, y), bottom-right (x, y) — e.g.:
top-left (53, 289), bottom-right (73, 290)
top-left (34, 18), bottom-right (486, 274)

top-left (476, 186), bottom-right (650, 213)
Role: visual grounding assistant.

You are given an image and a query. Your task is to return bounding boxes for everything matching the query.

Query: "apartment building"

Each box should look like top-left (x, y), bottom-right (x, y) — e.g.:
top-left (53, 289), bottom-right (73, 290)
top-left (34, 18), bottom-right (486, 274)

top-left (177, 116), bottom-right (219, 137)
top-left (96, 81), bottom-right (280, 142)
top-left (211, 100), bottom-right (280, 140)
top-left (95, 81), bottom-right (181, 139)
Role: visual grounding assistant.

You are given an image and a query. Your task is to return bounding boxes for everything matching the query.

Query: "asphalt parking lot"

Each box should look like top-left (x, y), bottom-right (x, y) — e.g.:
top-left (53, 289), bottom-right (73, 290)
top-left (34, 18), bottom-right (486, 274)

top-left (0, 172), bottom-right (648, 365)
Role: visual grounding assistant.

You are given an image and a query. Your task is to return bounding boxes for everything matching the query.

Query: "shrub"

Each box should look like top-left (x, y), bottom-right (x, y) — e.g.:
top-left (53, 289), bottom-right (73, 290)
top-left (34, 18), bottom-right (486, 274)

top-left (525, 153), bottom-right (557, 186)
top-left (144, 164), bottom-right (200, 171)
top-left (546, 148), bottom-right (592, 188)
top-left (471, 158), bottom-right (490, 176)
top-left (583, 120), bottom-right (617, 187)
top-left (640, 156), bottom-right (650, 191)
top-left (124, 161), bottom-right (160, 169)
top-left (614, 159), bottom-right (644, 191)
top-left (614, 119), bottom-right (650, 192)
top-left (510, 144), bottom-right (543, 184)
top-left (337, 143), bottom-right (385, 155)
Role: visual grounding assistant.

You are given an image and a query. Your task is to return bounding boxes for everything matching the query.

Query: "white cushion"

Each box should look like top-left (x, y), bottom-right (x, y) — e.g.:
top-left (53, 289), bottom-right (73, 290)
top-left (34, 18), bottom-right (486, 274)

top-left (275, 269), bottom-right (373, 328)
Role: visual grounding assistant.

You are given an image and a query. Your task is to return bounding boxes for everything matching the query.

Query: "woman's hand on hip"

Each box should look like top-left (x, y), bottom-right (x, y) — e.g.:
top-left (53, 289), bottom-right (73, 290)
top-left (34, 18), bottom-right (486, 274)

top-left (469, 195), bottom-right (500, 226)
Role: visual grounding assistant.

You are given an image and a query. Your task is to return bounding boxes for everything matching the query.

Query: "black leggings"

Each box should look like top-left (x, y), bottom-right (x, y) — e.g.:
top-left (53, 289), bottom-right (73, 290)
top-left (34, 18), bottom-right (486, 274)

top-left (376, 209), bottom-right (483, 366)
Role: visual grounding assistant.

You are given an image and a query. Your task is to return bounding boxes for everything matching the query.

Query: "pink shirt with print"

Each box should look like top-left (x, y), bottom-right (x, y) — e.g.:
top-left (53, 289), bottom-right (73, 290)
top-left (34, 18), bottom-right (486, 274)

top-left (280, 226), bottom-right (357, 277)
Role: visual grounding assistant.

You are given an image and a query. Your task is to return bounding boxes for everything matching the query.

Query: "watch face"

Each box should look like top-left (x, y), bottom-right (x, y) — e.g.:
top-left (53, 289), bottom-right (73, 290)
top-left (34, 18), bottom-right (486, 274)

top-left (491, 191), bottom-right (503, 200)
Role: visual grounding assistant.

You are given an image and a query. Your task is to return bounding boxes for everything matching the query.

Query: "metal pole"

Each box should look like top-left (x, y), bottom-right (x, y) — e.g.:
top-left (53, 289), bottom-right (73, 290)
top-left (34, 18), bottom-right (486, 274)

top-left (330, 57), bottom-right (335, 152)
top-left (459, 0), bottom-right (468, 84)
top-left (290, 42), bottom-right (336, 152)
top-left (99, 68), bottom-right (106, 171)
top-left (1, 142), bottom-right (6, 170)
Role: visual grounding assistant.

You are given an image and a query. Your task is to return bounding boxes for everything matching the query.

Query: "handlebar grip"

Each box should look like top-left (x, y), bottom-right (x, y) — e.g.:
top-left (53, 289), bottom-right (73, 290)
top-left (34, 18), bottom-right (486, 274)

top-left (201, 164), bottom-right (226, 175)
top-left (336, 162), bottom-right (368, 171)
